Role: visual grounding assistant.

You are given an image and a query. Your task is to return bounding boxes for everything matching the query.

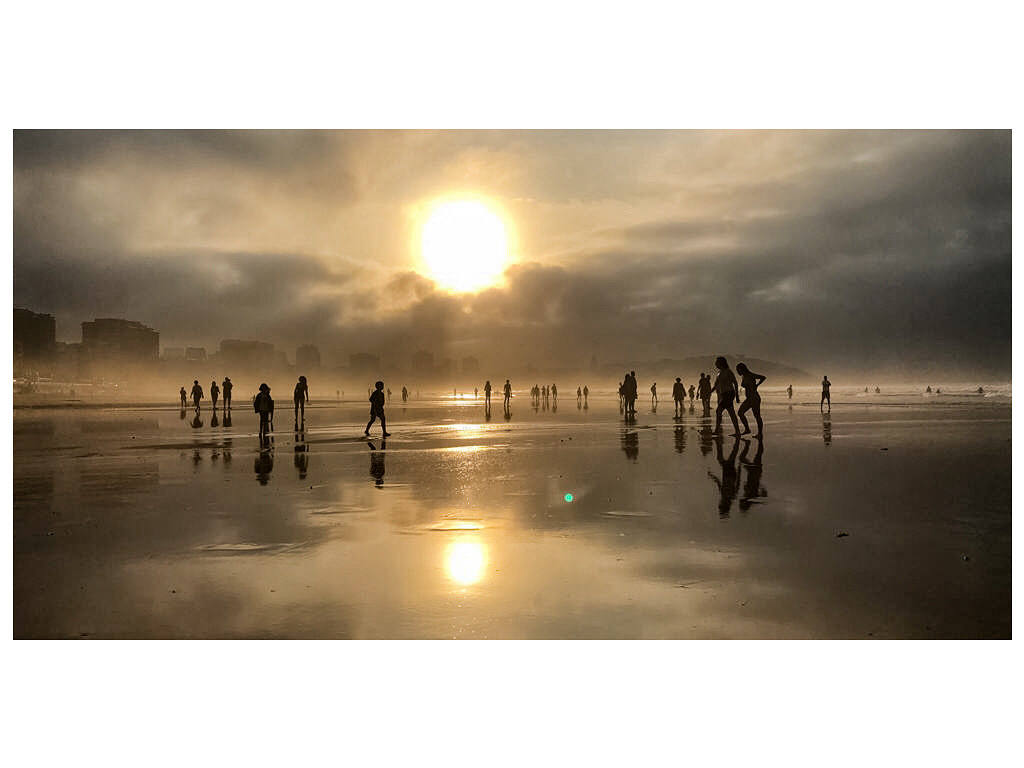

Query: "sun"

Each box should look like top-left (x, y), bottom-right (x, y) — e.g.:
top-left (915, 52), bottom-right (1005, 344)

top-left (420, 199), bottom-right (510, 293)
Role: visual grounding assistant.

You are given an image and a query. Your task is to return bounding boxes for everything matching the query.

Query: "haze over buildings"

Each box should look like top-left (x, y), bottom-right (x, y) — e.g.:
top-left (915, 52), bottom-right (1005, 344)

top-left (13, 130), bottom-right (1011, 380)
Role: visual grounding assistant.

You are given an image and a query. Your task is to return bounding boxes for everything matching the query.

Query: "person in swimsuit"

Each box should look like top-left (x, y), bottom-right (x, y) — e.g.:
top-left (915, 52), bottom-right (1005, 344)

top-left (735, 362), bottom-right (766, 437)
top-left (294, 375), bottom-right (310, 424)
top-left (712, 357), bottom-right (741, 436)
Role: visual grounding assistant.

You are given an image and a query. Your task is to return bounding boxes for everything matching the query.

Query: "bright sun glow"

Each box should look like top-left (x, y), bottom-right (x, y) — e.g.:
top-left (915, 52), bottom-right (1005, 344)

top-left (421, 200), bottom-right (509, 292)
top-left (445, 539), bottom-right (488, 586)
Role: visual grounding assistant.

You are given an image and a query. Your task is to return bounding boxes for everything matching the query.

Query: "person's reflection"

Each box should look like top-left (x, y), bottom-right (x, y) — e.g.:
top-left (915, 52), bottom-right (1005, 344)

top-left (191, 412), bottom-right (203, 429)
top-left (621, 429), bottom-right (639, 461)
top-left (707, 435), bottom-right (740, 517)
top-left (698, 421), bottom-right (714, 456)
top-left (674, 424), bottom-right (687, 454)
top-left (551, 399), bottom-right (557, 414)
top-left (222, 437), bottom-right (233, 466)
top-left (210, 410), bottom-right (219, 428)
top-left (503, 403), bottom-right (512, 421)
top-left (484, 402), bottom-right (492, 422)
top-left (254, 444), bottom-right (274, 485)
top-left (368, 439), bottom-right (386, 486)
top-left (223, 409), bottom-right (232, 428)
top-left (192, 448), bottom-right (202, 467)
top-left (739, 438), bottom-right (766, 511)
top-left (822, 414), bottom-right (832, 446)
top-left (179, 407), bottom-right (186, 421)
top-left (294, 425), bottom-right (309, 479)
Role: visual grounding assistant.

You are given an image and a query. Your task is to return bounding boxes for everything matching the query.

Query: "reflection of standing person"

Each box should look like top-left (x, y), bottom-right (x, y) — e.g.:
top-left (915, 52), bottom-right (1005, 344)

top-left (735, 363), bottom-right (766, 437)
top-left (708, 436), bottom-right (740, 517)
top-left (821, 376), bottom-right (831, 413)
top-left (739, 438), bottom-right (766, 511)
top-left (503, 379), bottom-right (512, 408)
top-left (365, 381), bottom-right (391, 437)
top-left (712, 357), bottom-right (740, 436)
top-left (294, 376), bottom-right (310, 423)
top-left (223, 377), bottom-right (233, 409)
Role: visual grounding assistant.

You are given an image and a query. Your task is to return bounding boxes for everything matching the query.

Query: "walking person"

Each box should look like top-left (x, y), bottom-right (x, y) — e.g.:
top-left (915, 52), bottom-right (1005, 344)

top-left (711, 357), bottom-right (741, 436)
top-left (787, 384), bottom-right (793, 400)
top-left (190, 380), bottom-right (204, 412)
top-left (650, 381), bottom-right (658, 406)
top-left (583, 385), bottom-right (589, 406)
top-left (821, 376), bottom-right (832, 413)
top-left (210, 380), bottom-right (220, 410)
top-left (735, 362), bottom-right (766, 437)
top-left (365, 380), bottom-right (391, 438)
top-left (688, 383), bottom-right (696, 406)
top-left (222, 377), bottom-right (233, 409)
top-left (294, 375), bottom-right (310, 425)
top-left (179, 386), bottom-right (188, 407)
top-left (254, 383), bottom-right (274, 442)
top-left (698, 373), bottom-right (713, 415)
top-left (503, 379), bottom-right (512, 409)
top-left (484, 380), bottom-right (492, 406)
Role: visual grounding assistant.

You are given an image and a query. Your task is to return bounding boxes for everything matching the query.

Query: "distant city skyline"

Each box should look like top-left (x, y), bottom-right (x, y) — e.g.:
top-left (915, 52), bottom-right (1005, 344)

top-left (14, 130), bottom-right (1011, 378)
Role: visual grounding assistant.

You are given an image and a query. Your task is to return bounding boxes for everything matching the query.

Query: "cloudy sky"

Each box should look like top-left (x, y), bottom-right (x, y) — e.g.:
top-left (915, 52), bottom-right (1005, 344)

top-left (13, 130), bottom-right (1011, 377)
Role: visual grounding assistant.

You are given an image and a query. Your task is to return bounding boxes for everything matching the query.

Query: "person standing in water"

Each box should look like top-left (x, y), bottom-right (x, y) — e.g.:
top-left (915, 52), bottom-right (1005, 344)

top-left (222, 377), bottom-right (233, 409)
top-left (365, 380), bottom-right (391, 437)
top-left (210, 380), bottom-right (220, 410)
top-left (484, 380), bottom-right (492, 406)
top-left (402, 386), bottom-right (409, 403)
top-left (787, 384), bottom-right (793, 400)
top-left (190, 380), bottom-right (204, 412)
top-left (503, 379), bottom-right (512, 408)
top-left (712, 357), bottom-right (741, 436)
top-left (735, 362), bottom-right (766, 437)
top-left (650, 381), bottom-right (658, 406)
top-left (688, 383), bottom-right (696, 406)
top-left (179, 386), bottom-right (188, 407)
top-left (672, 377), bottom-right (685, 417)
top-left (551, 383), bottom-right (558, 402)
top-left (254, 383), bottom-right (274, 441)
top-left (583, 385), bottom-right (589, 406)
top-left (821, 376), bottom-right (832, 413)
top-left (698, 373), bottom-right (713, 415)
top-left (293, 375), bottom-right (310, 424)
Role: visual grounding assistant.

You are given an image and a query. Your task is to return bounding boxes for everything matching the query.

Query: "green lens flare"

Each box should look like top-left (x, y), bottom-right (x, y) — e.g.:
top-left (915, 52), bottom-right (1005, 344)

top-left (564, 493), bottom-right (574, 502)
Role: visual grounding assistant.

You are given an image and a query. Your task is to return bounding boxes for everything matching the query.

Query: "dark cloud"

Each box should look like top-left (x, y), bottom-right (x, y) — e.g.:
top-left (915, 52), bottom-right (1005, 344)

top-left (13, 130), bottom-right (1010, 378)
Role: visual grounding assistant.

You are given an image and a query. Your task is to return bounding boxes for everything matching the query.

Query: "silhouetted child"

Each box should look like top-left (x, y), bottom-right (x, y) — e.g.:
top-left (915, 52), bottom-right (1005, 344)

top-left (180, 386), bottom-right (187, 407)
top-left (254, 383), bottom-right (274, 440)
top-left (365, 381), bottom-right (391, 437)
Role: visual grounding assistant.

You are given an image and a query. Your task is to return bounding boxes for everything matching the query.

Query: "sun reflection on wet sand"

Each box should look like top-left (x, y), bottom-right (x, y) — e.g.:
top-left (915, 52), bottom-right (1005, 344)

top-left (445, 538), bottom-right (488, 586)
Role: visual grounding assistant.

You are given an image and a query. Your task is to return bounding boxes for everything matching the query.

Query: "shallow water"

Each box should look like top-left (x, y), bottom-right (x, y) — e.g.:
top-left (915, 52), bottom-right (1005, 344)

top-left (13, 395), bottom-right (1011, 638)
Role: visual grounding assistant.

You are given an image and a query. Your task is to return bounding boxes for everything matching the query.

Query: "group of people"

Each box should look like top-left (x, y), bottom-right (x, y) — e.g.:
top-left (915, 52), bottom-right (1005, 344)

top-left (529, 383), bottom-right (559, 403)
top-left (181, 377), bottom-right (234, 412)
top-left (180, 375), bottom-right (311, 440)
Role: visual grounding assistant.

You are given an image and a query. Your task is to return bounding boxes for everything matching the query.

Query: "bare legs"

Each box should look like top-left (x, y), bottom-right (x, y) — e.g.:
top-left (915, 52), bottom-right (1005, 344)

top-left (715, 401), bottom-right (740, 436)
top-left (738, 396), bottom-right (763, 437)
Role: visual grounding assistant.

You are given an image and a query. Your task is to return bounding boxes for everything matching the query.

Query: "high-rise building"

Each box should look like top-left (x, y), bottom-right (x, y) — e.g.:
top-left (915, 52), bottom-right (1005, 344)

top-left (411, 350), bottom-right (434, 377)
top-left (81, 318), bottom-right (159, 362)
top-left (13, 308), bottom-right (56, 361)
top-left (218, 339), bottom-right (276, 369)
top-left (296, 344), bottom-right (321, 370)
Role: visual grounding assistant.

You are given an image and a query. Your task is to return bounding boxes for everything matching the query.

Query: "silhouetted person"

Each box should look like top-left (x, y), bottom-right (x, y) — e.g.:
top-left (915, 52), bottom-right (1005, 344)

top-left (712, 357), bottom-right (740, 436)
top-left (735, 362), bottom-right (766, 437)
top-left (650, 381), bottom-right (658, 406)
top-left (821, 376), bottom-right (831, 413)
top-left (368, 439), bottom-right (386, 486)
top-left (787, 384), bottom-right (793, 400)
top-left (294, 375), bottom-right (310, 424)
top-left (180, 387), bottom-right (188, 407)
top-left (210, 380), bottom-right (220, 410)
top-left (708, 435), bottom-right (740, 517)
top-left (698, 373), bottom-right (712, 415)
top-left (503, 379), bottom-right (512, 408)
top-left (365, 381), bottom-right (391, 437)
top-left (583, 385), bottom-right (589, 406)
top-left (484, 380), bottom-right (492, 406)
top-left (689, 383), bottom-right (695, 405)
top-left (577, 386), bottom-right (582, 405)
top-left (222, 377), bottom-right (233, 409)
top-left (628, 371), bottom-right (638, 415)
top-left (672, 377), bottom-right (685, 417)
top-left (925, 385), bottom-right (932, 394)
top-left (254, 383), bottom-right (274, 441)
top-left (386, 387), bottom-right (392, 403)
top-left (474, 387), bottom-right (478, 399)
top-left (739, 438), bottom-right (766, 512)
top-left (551, 383), bottom-right (557, 401)
top-left (402, 386), bottom-right (409, 402)
top-left (875, 386), bottom-right (880, 394)
top-left (294, 425), bottom-right (309, 479)
top-left (190, 380), bottom-right (204, 412)
top-left (618, 380), bottom-right (626, 411)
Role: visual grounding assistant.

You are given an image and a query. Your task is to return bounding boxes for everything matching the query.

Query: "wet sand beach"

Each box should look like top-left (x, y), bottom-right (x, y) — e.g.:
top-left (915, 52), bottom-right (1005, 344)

top-left (13, 391), bottom-right (1011, 638)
